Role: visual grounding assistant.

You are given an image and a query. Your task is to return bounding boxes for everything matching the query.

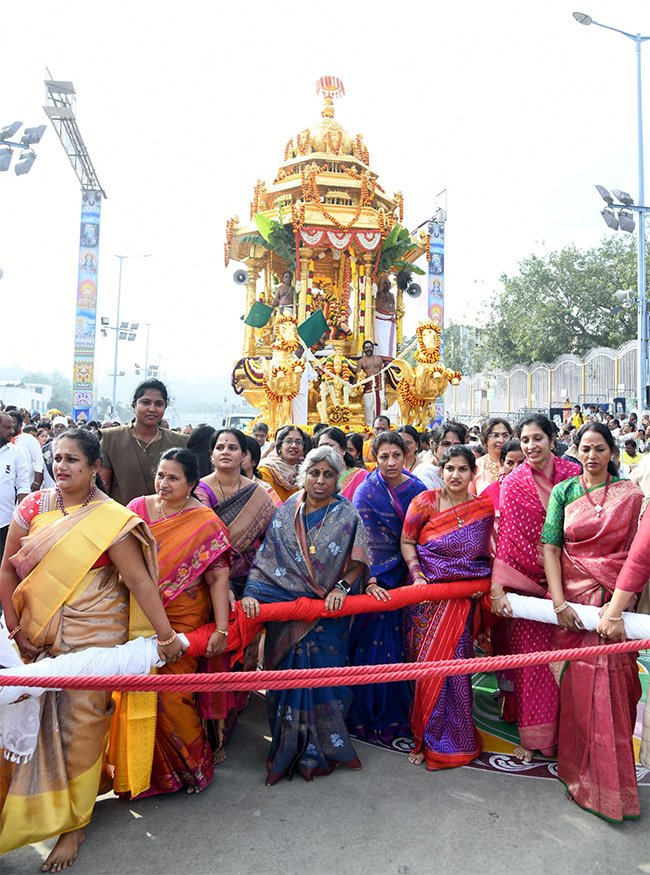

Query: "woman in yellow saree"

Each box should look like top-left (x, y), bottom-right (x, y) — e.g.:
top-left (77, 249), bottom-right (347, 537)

top-left (0, 428), bottom-right (182, 873)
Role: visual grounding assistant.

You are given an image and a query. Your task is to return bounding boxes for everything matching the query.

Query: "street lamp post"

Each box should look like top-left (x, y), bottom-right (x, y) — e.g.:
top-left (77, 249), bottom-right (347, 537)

top-left (109, 253), bottom-right (151, 417)
top-left (574, 12), bottom-right (650, 408)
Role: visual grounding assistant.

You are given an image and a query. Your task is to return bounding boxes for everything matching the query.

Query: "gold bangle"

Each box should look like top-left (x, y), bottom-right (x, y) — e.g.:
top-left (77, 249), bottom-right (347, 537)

top-left (215, 628), bottom-right (229, 636)
top-left (157, 631), bottom-right (177, 646)
top-left (490, 592), bottom-right (506, 600)
top-left (7, 624), bottom-right (21, 640)
top-left (553, 601), bottom-right (569, 614)
top-left (603, 614), bottom-right (623, 622)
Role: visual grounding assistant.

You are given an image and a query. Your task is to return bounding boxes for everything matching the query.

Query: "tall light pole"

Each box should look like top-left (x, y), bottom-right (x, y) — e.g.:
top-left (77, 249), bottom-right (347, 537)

top-left (109, 253), bottom-right (151, 417)
top-left (574, 12), bottom-right (650, 408)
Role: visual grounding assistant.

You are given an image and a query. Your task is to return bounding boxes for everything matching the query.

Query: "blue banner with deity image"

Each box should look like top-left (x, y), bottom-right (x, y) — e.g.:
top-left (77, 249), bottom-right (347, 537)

top-left (428, 220), bottom-right (445, 423)
top-left (72, 191), bottom-right (102, 421)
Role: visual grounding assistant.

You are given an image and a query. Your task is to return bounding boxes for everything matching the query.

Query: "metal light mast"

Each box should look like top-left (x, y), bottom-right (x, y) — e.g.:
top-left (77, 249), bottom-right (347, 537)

top-left (43, 78), bottom-right (106, 421)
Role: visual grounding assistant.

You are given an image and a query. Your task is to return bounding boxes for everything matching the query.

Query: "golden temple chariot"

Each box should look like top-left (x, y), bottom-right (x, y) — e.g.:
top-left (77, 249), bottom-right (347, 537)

top-left (226, 77), bottom-right (461, 433)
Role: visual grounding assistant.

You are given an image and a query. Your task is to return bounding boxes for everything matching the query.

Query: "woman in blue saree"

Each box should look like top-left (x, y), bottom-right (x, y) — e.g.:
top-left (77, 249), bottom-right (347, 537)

top-left (349, 431), bottom-right (428, 743)
top-left (242, 446), bottom-right (370, 785)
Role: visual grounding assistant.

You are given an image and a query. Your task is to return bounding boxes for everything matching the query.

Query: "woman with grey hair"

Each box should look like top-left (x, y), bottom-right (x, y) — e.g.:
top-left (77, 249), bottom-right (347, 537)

top-left (296, 443), bottom-right (345, 485)
top-left (242, 445), bottom-right (370, 785)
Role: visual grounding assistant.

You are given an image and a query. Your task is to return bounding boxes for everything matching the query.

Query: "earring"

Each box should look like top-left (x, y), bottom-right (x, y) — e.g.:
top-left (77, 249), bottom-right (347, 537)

top-left (186, 492), bottom-right (191, 499)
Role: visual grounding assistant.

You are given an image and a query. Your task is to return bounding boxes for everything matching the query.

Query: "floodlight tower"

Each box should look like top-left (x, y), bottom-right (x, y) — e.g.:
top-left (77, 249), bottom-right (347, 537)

top-left (43, 78), bottom-right (107, 422)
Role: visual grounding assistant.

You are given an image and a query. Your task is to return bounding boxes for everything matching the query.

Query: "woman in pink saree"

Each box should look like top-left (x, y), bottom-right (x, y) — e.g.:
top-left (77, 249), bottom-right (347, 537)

top-left (490, 415), bottom-right (580, 760)
top-left (542, 422), bottom-right (643, 821)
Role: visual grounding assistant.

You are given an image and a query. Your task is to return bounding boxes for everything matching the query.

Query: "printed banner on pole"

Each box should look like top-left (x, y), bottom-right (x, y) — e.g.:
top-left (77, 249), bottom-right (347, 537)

top-left (428, 220), bottom-right (445, 423)
top-left (73, 191), bottom-right (102, 422)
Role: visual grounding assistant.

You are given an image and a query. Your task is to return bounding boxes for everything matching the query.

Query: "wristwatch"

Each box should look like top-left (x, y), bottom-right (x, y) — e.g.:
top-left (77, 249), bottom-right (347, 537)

top-left (334, 579), bottom-right (351, 594)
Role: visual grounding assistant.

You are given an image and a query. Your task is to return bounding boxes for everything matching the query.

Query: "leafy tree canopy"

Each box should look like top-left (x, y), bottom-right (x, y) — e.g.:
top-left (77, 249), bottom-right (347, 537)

top-left (482, 235), bottom-right (637, 371)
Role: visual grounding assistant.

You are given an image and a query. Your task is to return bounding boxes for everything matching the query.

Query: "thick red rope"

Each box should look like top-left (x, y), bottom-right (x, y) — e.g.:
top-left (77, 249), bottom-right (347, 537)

top-left (2, 639), bottom-right (647, 692)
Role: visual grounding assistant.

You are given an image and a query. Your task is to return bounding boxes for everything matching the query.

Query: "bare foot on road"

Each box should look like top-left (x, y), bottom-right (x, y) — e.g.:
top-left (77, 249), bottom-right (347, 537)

top-left (408, 751), bottom-right (425, 765)
top-left (513, 745), bottom-right (533, 762)
top-left (42, 829), bottom-right (85, 872)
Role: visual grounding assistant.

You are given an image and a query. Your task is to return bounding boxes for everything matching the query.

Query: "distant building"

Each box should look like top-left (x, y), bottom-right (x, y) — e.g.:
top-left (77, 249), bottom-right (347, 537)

top-left (0, 382), bottom-right (53, 412)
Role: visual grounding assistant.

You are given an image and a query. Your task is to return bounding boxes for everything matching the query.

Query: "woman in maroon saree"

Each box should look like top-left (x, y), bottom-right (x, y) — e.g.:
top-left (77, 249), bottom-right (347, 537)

top-left (542, 422), bottom-right (643, 821)
top-left (490, 415), bottom-right (580, 761)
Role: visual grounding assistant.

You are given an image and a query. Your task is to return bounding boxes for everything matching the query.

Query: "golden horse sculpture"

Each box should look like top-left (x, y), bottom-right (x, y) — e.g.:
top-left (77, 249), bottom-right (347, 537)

top-left (391, 320), bottom-right (462, 431)
top-left (255, 315), bottom-right (304, 434)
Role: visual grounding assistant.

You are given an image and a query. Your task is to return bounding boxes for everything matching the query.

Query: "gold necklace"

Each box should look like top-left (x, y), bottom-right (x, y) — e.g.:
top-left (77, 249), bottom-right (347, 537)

top-left (215, 474), bottom-right (243, 501)
top-left (305, 499), bottom-right (333, 555)
top-left (158, 495), bottom-right (190, 520)
top-left (132, 426), bottom-right (161, 453)
top-left (444, 489), bottom-right (472, 529)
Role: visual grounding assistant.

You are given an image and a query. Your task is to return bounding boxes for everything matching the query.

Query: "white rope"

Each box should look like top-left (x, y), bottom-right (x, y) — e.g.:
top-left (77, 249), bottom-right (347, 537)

top-left (506, 593), bottom-right (650, 641)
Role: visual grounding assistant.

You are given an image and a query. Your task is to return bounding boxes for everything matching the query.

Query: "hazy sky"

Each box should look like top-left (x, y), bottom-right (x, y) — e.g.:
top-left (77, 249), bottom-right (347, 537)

top-left (1, 0), bottom-right (648, 406)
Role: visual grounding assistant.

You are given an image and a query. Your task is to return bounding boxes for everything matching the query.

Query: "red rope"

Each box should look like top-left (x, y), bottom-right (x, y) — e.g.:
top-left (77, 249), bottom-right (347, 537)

top-left (2, 639), bottom-right (647, 693)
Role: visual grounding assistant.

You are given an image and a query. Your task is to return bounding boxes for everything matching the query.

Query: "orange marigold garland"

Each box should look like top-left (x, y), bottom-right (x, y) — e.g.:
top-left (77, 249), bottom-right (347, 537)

top-left (296, 131), bottom-right (311, 156)
top-left (414, 321), bottom-right (442, 364)
top-left (284, 139), bottom-right (294, 161)
top-left (224, 218), bottom-right (235, 267)
top-left (355, 134), bottom-right (369, 165)
top-left (324, 130), bottom-right (343, 155)
top-left (398, 379), bottom-right (428, 409)
top-left (250, 183), bottom-right (261, 221)
top-left (272, 316), bottom-right (300, 353)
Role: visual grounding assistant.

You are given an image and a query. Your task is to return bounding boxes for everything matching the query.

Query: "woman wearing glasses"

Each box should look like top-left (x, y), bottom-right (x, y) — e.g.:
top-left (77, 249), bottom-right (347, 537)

top-left (257, 426), bottom-right (308, 503)
top-left (470, 417), bottom-right (513, 495)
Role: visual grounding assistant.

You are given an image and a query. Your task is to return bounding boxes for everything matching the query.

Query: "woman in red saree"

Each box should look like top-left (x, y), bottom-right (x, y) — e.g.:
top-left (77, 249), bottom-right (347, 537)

top-left (400, 445), bottom-right (493, 770)
top-left (490, 414), bottom-right (580, 761)
top-left (543, 422), bottom-right (643, 821)
top-left (113, 448), bottom-right (231, 798)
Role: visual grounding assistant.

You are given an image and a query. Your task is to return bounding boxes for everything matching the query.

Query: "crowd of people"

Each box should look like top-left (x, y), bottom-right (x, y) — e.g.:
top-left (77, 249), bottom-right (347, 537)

top-left (0, 380), bottom-right (648, 871)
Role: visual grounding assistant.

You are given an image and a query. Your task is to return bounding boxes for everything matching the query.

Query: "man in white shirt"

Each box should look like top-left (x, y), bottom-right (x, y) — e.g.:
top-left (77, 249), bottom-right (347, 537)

top-left (8, 410), bottom-right (43, 492)
top-left (0, 413), bottom-right (30, 560)
top-left (252, 423), bottom-right (271, 457)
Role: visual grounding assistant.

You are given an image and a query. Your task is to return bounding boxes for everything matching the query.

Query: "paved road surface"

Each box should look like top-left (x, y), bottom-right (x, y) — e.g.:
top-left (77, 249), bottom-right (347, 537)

top-left (2, 695), bottom-right (648, 875)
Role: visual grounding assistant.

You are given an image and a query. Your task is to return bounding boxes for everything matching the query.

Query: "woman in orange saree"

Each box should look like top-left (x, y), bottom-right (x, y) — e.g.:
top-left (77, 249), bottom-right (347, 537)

top-left (543, 423), bottom-right (644, 821)
top-left (0, 429), bottom-right (182, 872)
top-left (400, 446), bottom-right (493, 770)
top-left (114, 447), bottom-right (230, 798)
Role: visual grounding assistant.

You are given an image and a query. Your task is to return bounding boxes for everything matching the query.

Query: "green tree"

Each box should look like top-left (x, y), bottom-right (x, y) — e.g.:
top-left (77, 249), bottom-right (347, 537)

top-left (482, 235), bottom-right (638, 370)
top-left (444, 322), bottom-right (488, 375)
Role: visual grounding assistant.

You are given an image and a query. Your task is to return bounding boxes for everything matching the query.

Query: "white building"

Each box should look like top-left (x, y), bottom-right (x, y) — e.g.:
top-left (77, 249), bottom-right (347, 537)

top-left (0, 382), bottom-right (53, 413)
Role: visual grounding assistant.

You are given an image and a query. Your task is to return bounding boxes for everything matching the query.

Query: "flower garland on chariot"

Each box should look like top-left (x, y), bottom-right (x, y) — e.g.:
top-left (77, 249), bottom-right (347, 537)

top-left (414, 321), bottom-right (442, 364)
top-left (272, 315), bottom-right (301, 353)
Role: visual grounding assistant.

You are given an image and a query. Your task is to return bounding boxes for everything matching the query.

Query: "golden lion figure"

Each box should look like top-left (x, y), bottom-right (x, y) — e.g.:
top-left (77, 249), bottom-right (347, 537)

top-left (255, 315), bottom-right (304, 434)
top-left (391, 320), bottom-right (462, 431)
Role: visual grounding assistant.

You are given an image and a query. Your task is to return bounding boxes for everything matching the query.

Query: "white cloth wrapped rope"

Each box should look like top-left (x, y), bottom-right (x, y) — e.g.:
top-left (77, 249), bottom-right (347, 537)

top-left (0, 621), bottom-right (190, 762)
top-left (506, 593), bottom-right (650, 640)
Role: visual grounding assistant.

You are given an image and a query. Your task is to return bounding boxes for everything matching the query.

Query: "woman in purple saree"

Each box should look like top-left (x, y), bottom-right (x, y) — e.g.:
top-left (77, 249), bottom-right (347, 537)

top-left (349, 431), bottom-right (427, 743)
